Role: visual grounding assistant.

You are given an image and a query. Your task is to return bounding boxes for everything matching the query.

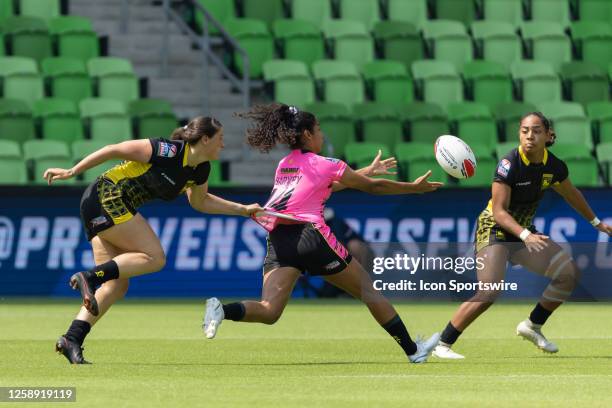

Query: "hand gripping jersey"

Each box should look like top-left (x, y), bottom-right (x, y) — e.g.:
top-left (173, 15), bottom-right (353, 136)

top-left (475, 146), bottom-right (568, 252)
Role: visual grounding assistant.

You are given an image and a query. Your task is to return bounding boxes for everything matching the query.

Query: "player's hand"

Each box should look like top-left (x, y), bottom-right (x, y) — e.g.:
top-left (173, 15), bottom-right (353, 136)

top-left (43, 168), bottom-right (74, 185)
top-left (368, 149), bottom-right (397, 176)
top-left (411, 170), bottom-right (444, 193)
top-left (524, 233), bottom-right (549, 253)
top-left (241, 203), bottom-right (264, 217)
top-left (595, 221), bottom-right (612, 236)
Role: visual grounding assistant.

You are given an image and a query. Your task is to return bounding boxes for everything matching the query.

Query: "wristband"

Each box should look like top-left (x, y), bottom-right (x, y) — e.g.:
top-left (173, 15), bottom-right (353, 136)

top-left (519, 229), bottom-right (531, 241)
top-left (590, 217), bottom-right (601, 227)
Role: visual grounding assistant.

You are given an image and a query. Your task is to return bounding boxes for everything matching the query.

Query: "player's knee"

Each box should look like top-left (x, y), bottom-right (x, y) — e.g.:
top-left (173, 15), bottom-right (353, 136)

top-left (260, 302), bottom-right (283, 325)
top-left (148, 251), bottom-right (166, 272)
top-left (474, 289), bottom-right (501, 304)
top-left (553, 262), bottom-right (581, 289)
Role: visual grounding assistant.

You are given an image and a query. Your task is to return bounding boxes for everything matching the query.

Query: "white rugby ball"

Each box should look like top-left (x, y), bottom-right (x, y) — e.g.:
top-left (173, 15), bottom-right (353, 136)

top-left (434, 135), bottom-right (477, 179)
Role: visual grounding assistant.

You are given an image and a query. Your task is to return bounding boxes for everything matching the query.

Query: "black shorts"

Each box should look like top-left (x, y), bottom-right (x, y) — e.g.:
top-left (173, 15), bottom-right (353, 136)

top-left (475, 209), bottom-right (537, 255)
top-left (80, 177), bottom-right (137, 241)
top-left (263, 223), bottom-right (353, 276)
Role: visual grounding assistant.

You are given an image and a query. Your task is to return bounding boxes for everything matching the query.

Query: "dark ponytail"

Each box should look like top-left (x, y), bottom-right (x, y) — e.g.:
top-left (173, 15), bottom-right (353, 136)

top-left (519, 111), bottom-right (555, 147)
top-left (236, 103), bottom-right (317, 153)
top-left (171, 116), bottom-right (222, 144)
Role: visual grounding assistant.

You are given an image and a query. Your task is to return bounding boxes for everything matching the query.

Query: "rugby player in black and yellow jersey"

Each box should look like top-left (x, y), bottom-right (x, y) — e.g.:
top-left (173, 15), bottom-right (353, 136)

top-left (432, 112), bottom-right (611, 359)
top-left (43, 116), bottom-right (263, 364)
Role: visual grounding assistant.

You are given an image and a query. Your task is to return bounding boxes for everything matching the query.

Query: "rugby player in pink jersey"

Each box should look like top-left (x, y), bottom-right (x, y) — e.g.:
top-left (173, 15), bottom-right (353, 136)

top-left (203, 104), bottom-right (443, 363)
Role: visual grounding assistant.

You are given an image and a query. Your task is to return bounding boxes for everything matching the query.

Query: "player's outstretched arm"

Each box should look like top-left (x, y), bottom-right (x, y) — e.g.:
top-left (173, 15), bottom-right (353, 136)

top-left (332, 150), bottom-right (397, 192)
top-left (43, 139), bottom-right (153, 185)
top-left (491, 181), bottom-right (549, 252)
top-left (553, 178), bottom-right (611, 235)
top-left (186, 183), bottom-right (262, 217)
top-left (339, 167), bottom-right (443, 195)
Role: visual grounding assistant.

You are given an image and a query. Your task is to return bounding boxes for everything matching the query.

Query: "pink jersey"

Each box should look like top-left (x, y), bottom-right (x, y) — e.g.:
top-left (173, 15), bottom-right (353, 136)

top-left (253, 149), bottom-right (349, 259)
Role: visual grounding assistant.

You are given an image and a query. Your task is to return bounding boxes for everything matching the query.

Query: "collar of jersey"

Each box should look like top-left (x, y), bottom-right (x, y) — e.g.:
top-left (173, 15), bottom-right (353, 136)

top-left (518, 145), bottom-right (548, 166)
top-left (182, 144), bottom-right (190, 167)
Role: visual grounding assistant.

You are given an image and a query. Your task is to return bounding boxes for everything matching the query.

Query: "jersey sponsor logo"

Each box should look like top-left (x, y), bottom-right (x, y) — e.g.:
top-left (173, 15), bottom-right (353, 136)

top-left (280, 167), bottom-right (299, 174)
top-left (325, 157), bottom-right (340, 164)
top-left (324, 260), bottom-right (341, 270)
top-left (497, 159), bottom-right (511, 178)
top-left (90, 216), bottom-right (108, 227)
top-left (542, 173), bottom-right (553, 189)
top-left (160, 172), bottom-right (176, 185)
top-left (516, 181), bottom-right (531, 186)
top-left (158, 142), bottom-right (178, 158)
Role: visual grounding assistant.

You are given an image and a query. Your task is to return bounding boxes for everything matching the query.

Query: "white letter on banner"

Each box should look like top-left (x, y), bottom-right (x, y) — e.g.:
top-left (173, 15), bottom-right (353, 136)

top-left (203, 218), bottom-right (237, 270)
top-left (0, 217), bottom-right (15, 267)
top-left (363, 218), bottom-right (392, 257)
top-left (47, 217), bottom-right (81, 269)
top-left (15, 217), bottom-right (49, 269)
top-left (148, 217), bottom-right (179, 254)
top-left (427, 218), bottom-right (454, 257)
top-left (397, 218), bottom-right (424, 257)
top-left (237, 219), bottom-right (266, 270)
top-left (549, 217), bottom-right (575, 255)
top-left (175, 218), bottom-right (206, 270)
top-left (595, 217), bottom-right (612, 269)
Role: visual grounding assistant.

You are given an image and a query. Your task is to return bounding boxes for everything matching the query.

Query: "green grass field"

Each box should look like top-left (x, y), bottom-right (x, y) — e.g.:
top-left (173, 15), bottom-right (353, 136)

top-left (1, 299), bottom-right (611, 407)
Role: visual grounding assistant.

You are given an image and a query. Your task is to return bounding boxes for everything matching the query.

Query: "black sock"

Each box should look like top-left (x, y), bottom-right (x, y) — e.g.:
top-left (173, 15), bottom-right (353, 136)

top-left (529, 302), bottom-right (553, 325)
top-left (382, 315), bottom-right (418, 356)
top-left (84, 260), bottom-right (119, 286)
top-left (223, 302), bottom-right (245, 321)
top-left (64, 319), bottom-right (91, 346)
top-left (440, 321), bottom-right (462, 345)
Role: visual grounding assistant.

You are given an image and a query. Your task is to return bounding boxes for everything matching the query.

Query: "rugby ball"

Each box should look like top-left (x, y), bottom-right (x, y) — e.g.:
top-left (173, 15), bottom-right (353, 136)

top-left (434, 135), bottom-right (477, 179)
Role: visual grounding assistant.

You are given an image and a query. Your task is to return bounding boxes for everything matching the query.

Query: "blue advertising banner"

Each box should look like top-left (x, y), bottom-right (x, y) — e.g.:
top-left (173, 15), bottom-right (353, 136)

top-left (0, 187), bottom-right (610, 298)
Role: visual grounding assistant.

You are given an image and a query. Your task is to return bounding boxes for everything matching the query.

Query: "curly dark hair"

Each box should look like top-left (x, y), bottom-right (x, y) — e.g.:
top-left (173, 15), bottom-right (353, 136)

top-left (520, 111), bottom-right (555, 147)
top-left (170, 116), bottom-right (222, 144)
top-left (236, 103), bottom-right (317, 153)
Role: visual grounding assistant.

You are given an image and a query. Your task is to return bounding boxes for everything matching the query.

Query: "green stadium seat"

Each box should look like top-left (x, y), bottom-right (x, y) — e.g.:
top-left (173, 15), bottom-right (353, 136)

top-left (195, 0), bottom-right (236, 35)
top-left (305, 102), bottom-right (355, 158)
top-left (496, 141), bottom-right (518, 159)
top-left (578, 0), bottom-right (612, 23)
top-left (372, 21), bottom-right (423, 70)
top-left (512, 61), bottom-right (561, 105)
top-left (49, 16), bottom-right (99, 61)
top-left (0, 56), bottom-right (37, 75)
top-left (494, 102), bottom-right (537, 141)
top-left (0, 0), bottom-right (15, 24)
top-left (33, 98), bottom-right (83, 143)
top-left (80, 98), bottom-right (132, 143)
top-left (241, 0), bottom-right (285, 28)
top-left (0, 58), bottom-right (43, 109)
top-left (41, 57), bottom-right (92, 103)
top-left (412, 60), bottom-right (463, 110)
top-left (399, 102), bottom-right (449, 144)
top-left (87, 58), bottom-right (138, 103)
top-left (312, 60), bottom-right (365, 107)
top-left (23, 139), bottom-right (74, 184)
top-left (387, 0), bottom-right (428, 29)
top-left (0, 98), bottom-right (34, 144)
top-left (447, 102), bottom-right (497, 152)
top-left (587, 101), bottom-right (612, 143)
top-left (482, 0), bottom-right (523, 26)
top-left (323, 19), bottom-right (374, 69)
top-left (394, 142), bottom-right (446, 182)
top-left (0, 139), bottom-right (27, 183)
top-left (456, 156), bottom-right (497, 187)
top-left (521, 22), bottom-right (571, 73)
top-left (353, 103), bottom-right (402, 151)
top-left (596, 142), bottom-right (612, 184)
top-left (435, 0), bottom-right (475, 25)
top-left (129, 98), bottom-right (173, 116)
top-left (361, 60), bottom-right (413, 105)
top-left (550, 144), bottom-right (600, 186)
top-left (72, 139), bottom-right (119, 182)
top-left (273, 19), bottom-right (324, 67)
top-left (262, 59), bottom-right (314, 107)
top-left (560, 62), bottom-right (608, 107)
top-left (462, 61), bottom-right (513, 109)
top-left (129, 97), bottom-right (178, 140)
top-left (19, 0), bottom-right (60, 21)
top-left (471, 21), bottom-right (522, 66)
top-left (291, 0), bottom-right (331, 27)
top-left (540, 101), bottom-right (592, 148)
top-left (338, 0), bottom-right (381, 31)
top-left (531, 0), bottom-right (571, 28)
top-left (571, 22), bottom-right (612, 72)
top-left (225, 19), bottom-right (274, 78)
top-left (344, 142), bottom-right (391, 169)
top-left (3, 16), bottom-right (52, 62)
top-left (422, 19), bottom-right (473, 71)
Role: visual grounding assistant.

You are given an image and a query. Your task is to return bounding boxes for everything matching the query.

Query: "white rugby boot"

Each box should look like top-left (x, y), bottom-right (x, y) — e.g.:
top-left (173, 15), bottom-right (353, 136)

top-left (432, 342), bottom-right (465, 359)
top-left (203, 297), bottom-right (224, 339)
top-left (516, 319), bottom-right (559, 353)
top-left (408, 333), bottom-right (441, 363)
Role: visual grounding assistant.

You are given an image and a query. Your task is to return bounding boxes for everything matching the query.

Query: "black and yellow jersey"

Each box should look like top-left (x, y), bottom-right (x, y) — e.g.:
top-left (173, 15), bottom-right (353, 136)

top-left (474, 146), bottom-right (568, 251)
top-left (101, 138), bottom-right (211, 211)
